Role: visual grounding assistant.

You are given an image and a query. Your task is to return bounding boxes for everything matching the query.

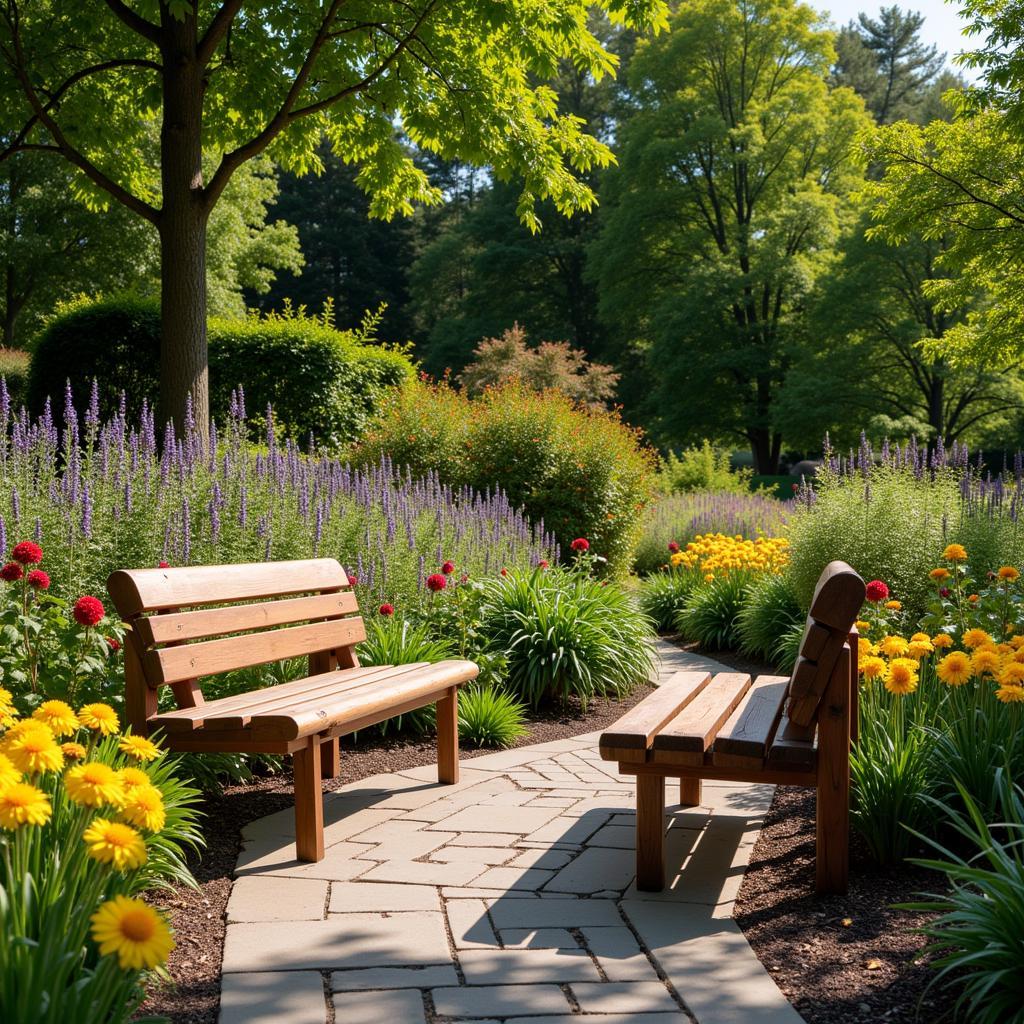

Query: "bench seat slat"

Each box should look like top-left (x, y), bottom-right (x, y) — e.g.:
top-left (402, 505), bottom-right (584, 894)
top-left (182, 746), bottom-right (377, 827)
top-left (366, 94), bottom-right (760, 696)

top-left (767, 712), bottom-right (818, 770)
top-left (599, 671), bottom-right (712, 760)
top-left (650, 672), bottom-right (752, 765)
top-left (136, 592), bottom-right (359, 647)
top-left (711, 675), bottom-right (790, 768)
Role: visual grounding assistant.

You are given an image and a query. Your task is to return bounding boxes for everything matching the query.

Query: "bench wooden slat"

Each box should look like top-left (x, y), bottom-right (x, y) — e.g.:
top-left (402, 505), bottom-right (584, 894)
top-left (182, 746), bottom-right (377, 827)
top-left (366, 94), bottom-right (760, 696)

top-left (711, 675), bottom-right (790, 768)
top-left (143, 617), bottom-right (367, 685)
top-left (135, 591), bottom-right (360, 647)
top-left (767, 712), bottom-right (818, 770)
top-left (108, 558), bottom-right (348, 616)
top-left (800, 620), bottom-right (831, 662)
top-left (150, 664), bottom-right (396, 732)
top-left (650, 672), bottom-right (752, 766)
top-left (248, 659), bottom-right (480, 740)
top-left (599, 671), bottom-right (712, 761)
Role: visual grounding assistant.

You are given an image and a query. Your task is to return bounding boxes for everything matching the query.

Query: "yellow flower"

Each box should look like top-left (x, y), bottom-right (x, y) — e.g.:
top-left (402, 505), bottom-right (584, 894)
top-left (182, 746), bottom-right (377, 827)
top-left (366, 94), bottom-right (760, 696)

top-left (78, 703), bottom-right (120, 736)
top-left (997, 566), bottom-right (1021, 582)
top-left (119, 767), bottom-right (151, 790)
top-left (860, 656), bottom-right (886, 680)
top-left (704, 573), bottom-right (714, 582)
top-left (0, 752), bottom-right (22, 790)
top-left (0, 708), bottom-right (17, 730)
top-left (962, 628), bottom-right (993, 650)
top-left (995, 684), bottom-right (1024, 704)
top-left (884, 600), bottom-right (902, 611)
top-left (90, 896), bottom-right (173, 970)
top-left (118, 735), bottom-right (160, 763)
top-left (855, 620), bottom-right (871, 631)
top-left (879, 635), bottom-right (909, 658)
top-left (61, 742), bottom-right (87, 761)
top-left (971, 649), bottom-right (1002, 676)
top-left (907, 639), bottom-right (934, 661)
top-left (83, 818), bottom-right (147, 871)
top-left (121, 784), bottom-right (166, 832)
top-left (0, 686), bottom-right (13, 709)
top-left (65, 762), bottom-right (126, 808)
top-left (997, 662), bottom-right (1024, 687)
top-left (937, 651), bottom-right (972, 687)
top-left (968, 594), bottom-right (980, 603)
top-left (929, 568), bottom-right (951, 581)
top-left (32, 700), bottom-right (80, 738)
top-left (943, 543), bottom-right (968, 562)
top-left (857, 636), bottom-right (875, 659)
top-left (911, 632), bottom-right (931, 643)
top-left (0, 782), bottom-right (51, 828)
top-left (1009, 635), bottom-right (1024, 650)
top-left (884, 660), bottom-right (918, 695)
top-left (2, 723), bottom-right (64, 775)
top-left (932, 633), bottom-right (953, 649)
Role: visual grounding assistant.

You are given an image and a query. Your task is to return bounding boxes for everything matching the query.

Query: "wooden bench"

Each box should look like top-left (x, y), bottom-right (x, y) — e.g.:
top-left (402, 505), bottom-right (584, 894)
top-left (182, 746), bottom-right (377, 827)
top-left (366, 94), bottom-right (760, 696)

top-left (600, 561), bottom-right (864, 894)
top-left (107, 558), bottom-right (478, 862)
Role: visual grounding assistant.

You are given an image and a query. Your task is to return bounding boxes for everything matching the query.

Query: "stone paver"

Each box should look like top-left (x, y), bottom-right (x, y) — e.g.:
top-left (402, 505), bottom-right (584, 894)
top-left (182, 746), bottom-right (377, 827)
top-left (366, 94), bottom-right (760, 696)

top-left (221, 640), bottom-right (804, 1024)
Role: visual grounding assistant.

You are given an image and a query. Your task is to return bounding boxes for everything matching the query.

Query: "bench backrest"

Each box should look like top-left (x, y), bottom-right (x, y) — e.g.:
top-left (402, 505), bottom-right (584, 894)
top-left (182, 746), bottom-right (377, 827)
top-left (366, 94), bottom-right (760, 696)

top-left (107, 559), bottom-right (363, 732)
top-left (785, 560), bottom-right (865, 727)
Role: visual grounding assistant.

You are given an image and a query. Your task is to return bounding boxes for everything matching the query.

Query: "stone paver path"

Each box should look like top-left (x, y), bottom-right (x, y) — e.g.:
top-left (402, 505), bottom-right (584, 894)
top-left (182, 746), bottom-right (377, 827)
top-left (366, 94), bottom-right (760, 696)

top-left (219, 642), bottom-right (803, 1024)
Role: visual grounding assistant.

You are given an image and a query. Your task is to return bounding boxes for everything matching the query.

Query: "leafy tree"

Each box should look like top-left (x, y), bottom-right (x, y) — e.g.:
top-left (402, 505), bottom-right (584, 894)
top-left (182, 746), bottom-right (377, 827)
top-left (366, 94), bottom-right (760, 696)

top-left (0, 0), bottom-right (668, 434)
top-left (590, 0), bottom-right (871, 473)
top-left (834, 6), bottom-right (945, 124)
top-left (458, 324), bottom-right (619, 406)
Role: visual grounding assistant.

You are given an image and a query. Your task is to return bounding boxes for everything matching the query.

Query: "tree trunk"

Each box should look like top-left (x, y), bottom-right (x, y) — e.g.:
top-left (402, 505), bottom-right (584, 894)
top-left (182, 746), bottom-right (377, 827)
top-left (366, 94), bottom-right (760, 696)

top-left (927, 370), bottom-right (945, 440)
top-left (158, 8), bottom-right (209, 440)
top-left (750, 429), bottom-right (782, 475)
top-left (3, 266), bottom-right (21, 347)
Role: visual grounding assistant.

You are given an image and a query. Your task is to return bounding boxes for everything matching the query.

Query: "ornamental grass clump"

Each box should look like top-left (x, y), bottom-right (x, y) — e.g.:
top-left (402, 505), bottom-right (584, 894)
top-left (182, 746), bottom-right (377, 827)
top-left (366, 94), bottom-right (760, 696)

top-left (0, 690), bottom-right (202, 1022)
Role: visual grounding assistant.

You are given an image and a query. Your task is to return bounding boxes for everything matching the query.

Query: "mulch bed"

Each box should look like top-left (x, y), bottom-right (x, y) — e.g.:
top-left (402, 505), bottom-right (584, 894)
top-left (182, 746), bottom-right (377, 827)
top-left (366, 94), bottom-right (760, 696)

top-left (141, 682), bottom-right (657, 1024)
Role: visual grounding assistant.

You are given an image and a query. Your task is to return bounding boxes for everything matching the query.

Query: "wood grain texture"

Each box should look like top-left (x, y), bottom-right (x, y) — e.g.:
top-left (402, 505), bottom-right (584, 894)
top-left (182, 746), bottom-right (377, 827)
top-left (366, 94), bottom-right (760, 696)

top-left (767, 713), bottom-right (818, 771)
top-left (678, 778), bottom-right (701, 807)
top-left (807, 561), bottom-right (866, 630)
top-left (711, 675), bottom-right (789, 765)
top-left (293, 736), bottom-right (325, 862)
top-left (636, 773), bottom-right (666, 891)
top-left (436, 686), bottom-right (459, 785)
top-left (599, 672), bottom-right (711, 752)
top-left (107, 558), bottom-right (348, 615)
top-left (651, 673), bottom-right (752, 764)
top-left (816, 646), bottom-right (852, 894)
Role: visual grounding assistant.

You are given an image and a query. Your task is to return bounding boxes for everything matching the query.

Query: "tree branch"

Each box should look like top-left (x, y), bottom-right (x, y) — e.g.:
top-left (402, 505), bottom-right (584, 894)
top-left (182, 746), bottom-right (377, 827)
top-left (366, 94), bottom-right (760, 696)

top-left (197, 0), bottom-right (245, 67)
top-left (102, 0), bottom-right (161, 45)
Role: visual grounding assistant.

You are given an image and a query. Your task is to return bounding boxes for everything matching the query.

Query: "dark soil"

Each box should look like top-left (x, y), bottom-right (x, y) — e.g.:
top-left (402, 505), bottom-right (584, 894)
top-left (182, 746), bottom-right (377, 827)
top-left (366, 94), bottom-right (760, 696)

top-left (141, 683), bottom-right (657, 1024)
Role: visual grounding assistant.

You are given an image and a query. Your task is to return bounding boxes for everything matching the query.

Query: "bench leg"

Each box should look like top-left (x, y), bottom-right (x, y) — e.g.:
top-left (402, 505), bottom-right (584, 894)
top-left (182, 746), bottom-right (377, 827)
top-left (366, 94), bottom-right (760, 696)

top-left (437, 686), bottom-right (459, 785)
top-left (816, 649), bottom-right (852, 894)
top-left (320, 735), bottom-right (341, 779)
top-left (679, 778), bottom-right (701, 807)
top-left (294, 736), bottom-right (324, 863)
top-left (636, 773), bottom-right (666, 891)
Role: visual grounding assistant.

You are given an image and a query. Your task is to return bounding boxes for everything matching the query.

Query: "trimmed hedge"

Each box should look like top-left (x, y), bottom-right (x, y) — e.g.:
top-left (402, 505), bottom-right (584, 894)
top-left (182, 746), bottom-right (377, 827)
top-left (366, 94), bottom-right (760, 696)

top-left (0, 348), bottom-right (30, 409)
top-left (27, 297), bottom-right (415, 448)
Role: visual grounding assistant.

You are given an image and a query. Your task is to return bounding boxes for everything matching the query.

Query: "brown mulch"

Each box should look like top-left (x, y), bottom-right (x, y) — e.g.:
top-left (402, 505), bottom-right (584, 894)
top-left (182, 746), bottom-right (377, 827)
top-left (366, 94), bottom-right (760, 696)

top-left (140, 683), bottom-right (656, 1024)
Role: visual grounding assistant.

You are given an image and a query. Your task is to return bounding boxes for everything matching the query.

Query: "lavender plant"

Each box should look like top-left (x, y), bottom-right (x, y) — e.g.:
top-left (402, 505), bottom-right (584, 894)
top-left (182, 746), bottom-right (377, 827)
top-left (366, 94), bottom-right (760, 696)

top-left (0, 379), bottom-right (556, 615)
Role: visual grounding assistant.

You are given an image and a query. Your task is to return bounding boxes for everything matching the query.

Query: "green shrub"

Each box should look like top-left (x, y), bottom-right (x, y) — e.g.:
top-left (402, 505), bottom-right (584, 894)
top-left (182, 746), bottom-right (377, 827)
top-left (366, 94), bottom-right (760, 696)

top-left (633, 491), bottom-right (789, 576)
top-left (660, 441), bottom-right (753, 494)
top-left (638, 571), bottom-right (698, 632)
top-left (675, 573), bottom-right (753, 650)
top-left (478, 568), bottom-right (655, 707)
top-left (457, 684), bottom-right (528, 748)
top-left (903, 775), bottom-right (1024, 1024)
top-left (736, 573), bottom-right (803, 665)
top-left (27, 297), bottom-right (415, 447)
top-left (351, 378), bottom-right (657, 574)
top-left (0, 348), bottom-right (29, 409)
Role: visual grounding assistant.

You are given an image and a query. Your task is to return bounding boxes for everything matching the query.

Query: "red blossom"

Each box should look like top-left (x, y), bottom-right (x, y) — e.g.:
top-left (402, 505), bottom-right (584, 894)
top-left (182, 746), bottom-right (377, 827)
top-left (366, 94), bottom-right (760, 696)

top-left (27, 570), bottom-right (50, 590)
top-left (441, 560), bottom-right (455, 576)
top-left (538, 560), bottom-right (549, 570)
top-left (106, 637), bottom-right (122, 653)
top-left (939, 587), bottom-right (951, 598)
top-left (11, 541), bottom-right (43, 565)
top-left (426, 573), bottom-right (447, 593)
top-left (72, 595), bottom-right (105, 627)
top-left (500, 568), bottom-right (508, 577)
top-left (668, 541), bottom-right (680, 553)
top-left (865, 580), bottom-right (890, 603)
top-left (378, 603), bottom-right (395, 617)
top-left (158, 561), bottom-right (170, 569)
top-left (0, 562), bottom-right (23, 582)
top-left (570, 538), bottom-right (590, 552)
top-left (347, 574), bottom-right (359, 586)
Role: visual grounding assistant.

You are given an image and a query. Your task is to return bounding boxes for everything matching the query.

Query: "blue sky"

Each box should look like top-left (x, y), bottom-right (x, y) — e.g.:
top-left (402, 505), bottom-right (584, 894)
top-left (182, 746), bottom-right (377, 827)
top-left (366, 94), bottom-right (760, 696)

top-left (816, 1), bottom-right (977, 74)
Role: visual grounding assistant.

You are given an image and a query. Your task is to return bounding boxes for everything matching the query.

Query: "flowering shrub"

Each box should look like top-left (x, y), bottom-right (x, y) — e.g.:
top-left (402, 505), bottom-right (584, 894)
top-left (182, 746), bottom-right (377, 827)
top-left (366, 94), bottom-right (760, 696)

top-left (0, 692), bottom-right (202, 1021)
top-left (0, 541), bottom-right (123, 709)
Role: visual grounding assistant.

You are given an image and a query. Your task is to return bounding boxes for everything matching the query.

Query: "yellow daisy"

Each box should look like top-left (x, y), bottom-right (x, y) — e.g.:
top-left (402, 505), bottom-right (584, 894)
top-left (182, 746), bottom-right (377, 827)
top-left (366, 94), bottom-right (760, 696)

top-left (932, 633), bottom-right (953, 649)
top-left (65, 762), bottom-right (126, 808)
top-left (997, 566), bottom-right (1021, 582)
top-left (962, 629), bottom-right (993, 650)
top-left (885, 600), bottom-right (902, 611)
top-left (83, 818), bottom-right (147, 871)
top-left (91, 896), bottom-right (174, 971)
top-left (61, 742), bottom-right (87, 761)
top-left (971, 649), bottom-right (1002, 676)
top-left (121, 784), bottom-right (166, 832)
top-left (884, 660), bottom-right (918, 695)
top-left (997, 662), bottom-right (1024, 687)
top-left (0, 782), bottom-right (51, 828)
top-left (943, 543), bottom-right (968, 562)
top-left (995, 684), bottom-right (1024, 704)
top-left (879, 635), bottom-right (909, 658)
top-left (907, 639), bottom-right (934, 661)
top-left (0, 752), bottom-right (22, 790)
top-left (929, 568), bottom-right (951, 581)
top-left (31, 700), bottom-right (79, 737)
top-left (937, 651), bottom-right (972, 687)
top-left (855, 620), bottom-right (871, 632)
top-left (911, 633), bottom-right (931, 643)
top-left (3, 724), bottom-right (64, 775)
top-left (78, 703), bottom-right (120, 736)
top-left (860, 656), bottom-right (886, 680)
top-left (118, 735), bottom-right (160, 763)
top-left (118, 766), bottom-right (151, 791)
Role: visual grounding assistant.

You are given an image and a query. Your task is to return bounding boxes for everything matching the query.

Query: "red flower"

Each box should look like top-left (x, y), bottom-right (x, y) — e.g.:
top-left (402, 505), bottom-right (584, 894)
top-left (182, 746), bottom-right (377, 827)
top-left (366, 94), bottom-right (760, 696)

top-left (668, 541), bottom-right (680, 553)
top-left (27, 569), bottom-right (50, 590)
top-left (570, 538), bottom-right (590, 552)
top-left (939, 587), bottom-right (951, 598)
top-left (106, 636), bottom-right (121, 653)
top-left (441, 560), bottom-right (455, 576)
top-left (500, 568), bottom-right (508, 577)
top-left (0, 562), bottom-right (23, 582)
top-left (347, 574), bottom-right (359, 586)
top-left (865, 580), bottom-right (889, 603)
top-left (11, 541), bottom-right (43, 565)
top-left (72, 595), bottom-right (105, 627)
top-left (538, 560), bottom-right (549, 569)
top-left (378, 603), bottom-right (395, 617)
top-left (158, 561), bottom-right (170, 569)
top-left (426, 573), bottom-right (447, 593)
